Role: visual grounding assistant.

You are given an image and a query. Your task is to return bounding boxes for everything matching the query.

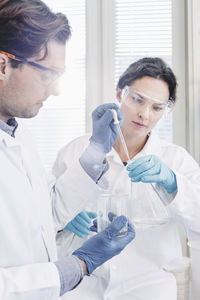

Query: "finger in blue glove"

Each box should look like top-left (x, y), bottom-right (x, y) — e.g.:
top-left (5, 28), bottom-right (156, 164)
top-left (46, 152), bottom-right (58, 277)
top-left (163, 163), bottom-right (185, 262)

top-left (126, 155), bottom-right (177, 194)
top-left (64, 210), bottom-right (97, 238)
top-left (73, 215), bottom-right (135, 274)
top-left (90, 103), bottom-right (124, 153)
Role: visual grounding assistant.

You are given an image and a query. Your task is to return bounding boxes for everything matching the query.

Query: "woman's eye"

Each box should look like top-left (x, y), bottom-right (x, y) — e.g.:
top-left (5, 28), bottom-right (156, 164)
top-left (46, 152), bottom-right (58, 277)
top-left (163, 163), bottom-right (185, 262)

top-left (153, 106), bottom-right (164, 111)
top-left (132, 96), bottom-right (142, 104)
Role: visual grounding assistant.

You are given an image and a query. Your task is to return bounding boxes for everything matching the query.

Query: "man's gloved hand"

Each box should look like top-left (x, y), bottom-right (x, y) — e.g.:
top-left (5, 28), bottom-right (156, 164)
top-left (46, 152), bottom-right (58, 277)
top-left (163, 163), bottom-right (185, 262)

top-left (64, 210), bottom-right (97, 238)
top-left (72, 215), bottom-right (135, 274)
top-left (90, 103), bottom-right (124, 153)
top-left (126, 155), bottom-right (177, 194)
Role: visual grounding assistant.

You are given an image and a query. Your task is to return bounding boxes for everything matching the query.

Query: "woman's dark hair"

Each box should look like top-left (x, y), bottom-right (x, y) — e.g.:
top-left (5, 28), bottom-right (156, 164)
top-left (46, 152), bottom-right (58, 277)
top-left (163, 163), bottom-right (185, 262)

top-left (0, 0), bottom-right (71, 67)
top-left (117, 57), bottom-right (177, 104)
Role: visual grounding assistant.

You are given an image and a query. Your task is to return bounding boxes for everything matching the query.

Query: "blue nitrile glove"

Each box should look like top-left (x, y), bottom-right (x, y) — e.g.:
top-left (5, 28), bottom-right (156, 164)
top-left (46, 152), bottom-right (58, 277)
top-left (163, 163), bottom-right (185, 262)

top-left (90, 103), bottom-right (124, 153)
top-left (64, 210), bottom-right (97, 238)
top-left (72, 215), bottom-right (135, 274)
top-left (126, 155), bottom-right (177, 194)
top-left (90, 212), bottom-right (118, 233)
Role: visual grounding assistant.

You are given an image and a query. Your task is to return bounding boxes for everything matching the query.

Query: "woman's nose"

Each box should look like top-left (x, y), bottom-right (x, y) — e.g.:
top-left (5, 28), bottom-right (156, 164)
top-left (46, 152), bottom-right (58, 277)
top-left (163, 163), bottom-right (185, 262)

top-left (138, 104), bottom-right (150, 120)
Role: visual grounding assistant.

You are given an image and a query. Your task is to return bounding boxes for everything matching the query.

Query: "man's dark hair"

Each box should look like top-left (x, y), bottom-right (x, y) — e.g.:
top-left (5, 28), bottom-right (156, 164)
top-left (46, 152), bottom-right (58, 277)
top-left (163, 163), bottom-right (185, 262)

top-left (117, 57), bottom-right (177, 104)
top-left (0, 0), bottom-right (71, 67)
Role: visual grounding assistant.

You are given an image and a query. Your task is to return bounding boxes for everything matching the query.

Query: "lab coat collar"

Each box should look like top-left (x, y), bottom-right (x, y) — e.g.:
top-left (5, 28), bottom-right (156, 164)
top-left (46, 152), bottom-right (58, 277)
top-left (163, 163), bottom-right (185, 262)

top-left (0, 122), bottom-right (26, 148)
top-left (107, 130), bottom-right (162, 164)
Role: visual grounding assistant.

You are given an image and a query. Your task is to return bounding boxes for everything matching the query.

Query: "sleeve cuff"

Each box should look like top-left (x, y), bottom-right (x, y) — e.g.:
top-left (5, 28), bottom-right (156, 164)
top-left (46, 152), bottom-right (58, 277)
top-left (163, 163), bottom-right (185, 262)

top-left (54, 256), bottom-right (84, 296)
top-left (79, 143), bottom-right (109, 183)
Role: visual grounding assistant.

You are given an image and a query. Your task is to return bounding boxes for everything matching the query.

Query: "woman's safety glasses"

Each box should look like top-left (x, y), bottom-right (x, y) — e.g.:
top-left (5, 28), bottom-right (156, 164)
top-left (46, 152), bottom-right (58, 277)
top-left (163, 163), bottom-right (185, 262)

top-left (0, 50), bottom-right (64, 86)
top-left (121, 86), bottom-right (173, 114)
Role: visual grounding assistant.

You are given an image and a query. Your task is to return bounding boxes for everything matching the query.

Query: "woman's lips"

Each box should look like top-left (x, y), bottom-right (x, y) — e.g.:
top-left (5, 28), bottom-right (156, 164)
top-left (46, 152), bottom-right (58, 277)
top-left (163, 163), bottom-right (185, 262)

top-left (132, 121), bottom-right (147, 128)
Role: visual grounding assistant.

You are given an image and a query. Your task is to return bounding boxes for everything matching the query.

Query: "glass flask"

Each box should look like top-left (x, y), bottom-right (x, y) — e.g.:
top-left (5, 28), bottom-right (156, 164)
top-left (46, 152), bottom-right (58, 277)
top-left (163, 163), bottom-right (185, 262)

top-left (130, 182), bottom-right (169, 228)
top-left (97, 193), bottom-right (128, 236)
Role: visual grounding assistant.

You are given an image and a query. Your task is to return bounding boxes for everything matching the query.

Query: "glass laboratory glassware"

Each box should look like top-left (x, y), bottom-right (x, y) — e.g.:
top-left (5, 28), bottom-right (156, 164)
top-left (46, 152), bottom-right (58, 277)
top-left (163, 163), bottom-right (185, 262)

top-left (130, 181), bottom-right (169, 228)
top-left (111, 108), bottom-right (169, 228)
top-left (97, 193), bottom-right (129, 236)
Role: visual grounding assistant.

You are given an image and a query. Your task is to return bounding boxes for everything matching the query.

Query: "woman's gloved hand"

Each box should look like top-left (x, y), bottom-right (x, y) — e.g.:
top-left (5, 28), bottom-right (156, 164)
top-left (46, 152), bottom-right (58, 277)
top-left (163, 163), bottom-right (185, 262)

top-left (126, 155), bottom-right (177, 194)
top-left (72, 215), bottom-right (135, 275)
top-left (64, 210), bottom-right (97, 238)
top-left (90, 103), bottom-right (124, 153)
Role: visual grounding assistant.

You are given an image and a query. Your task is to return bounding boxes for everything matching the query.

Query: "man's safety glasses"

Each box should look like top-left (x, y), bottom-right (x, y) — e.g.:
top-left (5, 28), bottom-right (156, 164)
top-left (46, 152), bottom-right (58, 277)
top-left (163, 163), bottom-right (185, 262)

top-left (0, 50), bottom-right (64, 86)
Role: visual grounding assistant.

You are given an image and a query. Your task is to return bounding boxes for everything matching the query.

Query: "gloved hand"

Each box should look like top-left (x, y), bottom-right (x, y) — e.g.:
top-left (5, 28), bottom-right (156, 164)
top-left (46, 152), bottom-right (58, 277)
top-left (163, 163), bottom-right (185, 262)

top-left (126, 155), bottom-right (177, 194)
top-left (64, 210), bottom-right (97, 238)
top-left (72, 215), bottom-right (135, 274)
top-left (90, 212), bottom-right (118, 233)
top-left (90, 103), bottom-right (124, 153)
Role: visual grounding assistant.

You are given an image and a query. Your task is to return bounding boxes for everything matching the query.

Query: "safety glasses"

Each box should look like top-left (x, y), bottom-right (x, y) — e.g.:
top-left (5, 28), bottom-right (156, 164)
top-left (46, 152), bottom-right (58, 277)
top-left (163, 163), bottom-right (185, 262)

top-left (122, 86), bottom-right (173, 113)
top-left (0, 50), bottom-right (64, 86)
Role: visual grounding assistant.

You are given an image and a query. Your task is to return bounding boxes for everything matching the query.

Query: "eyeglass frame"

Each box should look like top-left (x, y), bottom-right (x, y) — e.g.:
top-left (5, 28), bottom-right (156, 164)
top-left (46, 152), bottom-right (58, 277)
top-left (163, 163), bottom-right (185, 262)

top-left (0, 50), bottom-right (64, 85)
top-left (122, 85), bottom-right (174, 111)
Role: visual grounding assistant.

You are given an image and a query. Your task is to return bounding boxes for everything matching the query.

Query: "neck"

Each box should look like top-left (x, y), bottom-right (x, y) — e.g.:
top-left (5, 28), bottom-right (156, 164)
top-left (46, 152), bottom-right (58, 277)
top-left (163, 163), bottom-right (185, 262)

top-left (114, 128), bottom-right (148, 162)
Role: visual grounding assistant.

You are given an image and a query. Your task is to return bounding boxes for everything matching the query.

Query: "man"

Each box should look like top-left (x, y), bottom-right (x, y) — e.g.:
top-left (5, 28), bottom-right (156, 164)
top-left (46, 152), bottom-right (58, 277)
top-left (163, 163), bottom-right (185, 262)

top-left (0, 0), bottom-right (135, 299)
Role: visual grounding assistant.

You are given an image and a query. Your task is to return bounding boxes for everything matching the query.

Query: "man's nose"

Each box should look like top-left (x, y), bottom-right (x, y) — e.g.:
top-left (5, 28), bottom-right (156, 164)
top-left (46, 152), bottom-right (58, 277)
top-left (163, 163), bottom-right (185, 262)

top-left (47, 80), bottom-right (60, 97)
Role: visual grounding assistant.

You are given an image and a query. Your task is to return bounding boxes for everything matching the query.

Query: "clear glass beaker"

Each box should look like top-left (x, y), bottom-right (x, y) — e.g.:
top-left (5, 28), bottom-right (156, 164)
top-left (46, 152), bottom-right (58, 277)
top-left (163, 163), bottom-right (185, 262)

top-left (97, 193), bottom-right (129, 236)
top-left (130, 182), bottom-right (169, 228)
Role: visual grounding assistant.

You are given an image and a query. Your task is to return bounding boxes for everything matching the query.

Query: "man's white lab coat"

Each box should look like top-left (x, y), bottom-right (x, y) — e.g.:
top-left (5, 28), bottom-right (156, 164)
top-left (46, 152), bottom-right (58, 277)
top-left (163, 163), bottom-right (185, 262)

top-left (0, 124), bottom-right (101, 300)
top-left (54, 131), bottom-right (200, 300)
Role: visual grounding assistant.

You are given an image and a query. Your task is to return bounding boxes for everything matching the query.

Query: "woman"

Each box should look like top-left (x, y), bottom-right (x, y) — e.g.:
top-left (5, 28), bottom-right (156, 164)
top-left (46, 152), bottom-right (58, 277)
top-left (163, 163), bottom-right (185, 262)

top-left (54, 57), bottom-right (200, 300)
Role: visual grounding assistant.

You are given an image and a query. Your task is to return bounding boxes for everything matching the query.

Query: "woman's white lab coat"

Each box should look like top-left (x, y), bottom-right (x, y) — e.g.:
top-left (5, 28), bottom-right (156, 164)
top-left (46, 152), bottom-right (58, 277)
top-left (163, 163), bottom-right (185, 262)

top-left (0, 124), bottom-right (101, 300)
top-left (54, 131), bottom-right (200, 300)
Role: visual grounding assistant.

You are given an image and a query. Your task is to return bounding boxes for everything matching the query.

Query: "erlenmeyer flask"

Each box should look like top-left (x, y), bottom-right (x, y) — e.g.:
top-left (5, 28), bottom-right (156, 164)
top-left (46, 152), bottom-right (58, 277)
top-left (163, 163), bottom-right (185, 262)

top-left (130, 181), bottom-right (169, 228)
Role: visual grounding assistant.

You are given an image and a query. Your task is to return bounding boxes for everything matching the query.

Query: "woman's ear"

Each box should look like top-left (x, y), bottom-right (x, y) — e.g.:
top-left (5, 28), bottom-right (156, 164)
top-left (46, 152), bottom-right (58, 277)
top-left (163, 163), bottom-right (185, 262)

top-left (116, 87), bottom-right (122, 103)
top-left (0, 54), bottom-right (10, 80)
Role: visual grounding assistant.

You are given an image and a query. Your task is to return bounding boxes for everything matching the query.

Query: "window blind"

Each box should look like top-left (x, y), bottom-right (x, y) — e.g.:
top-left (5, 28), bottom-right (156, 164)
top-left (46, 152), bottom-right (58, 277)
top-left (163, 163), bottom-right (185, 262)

top-left (20, 0), bottom-right (86, 171)
top-left (114, 0), bottom-right (173, 142)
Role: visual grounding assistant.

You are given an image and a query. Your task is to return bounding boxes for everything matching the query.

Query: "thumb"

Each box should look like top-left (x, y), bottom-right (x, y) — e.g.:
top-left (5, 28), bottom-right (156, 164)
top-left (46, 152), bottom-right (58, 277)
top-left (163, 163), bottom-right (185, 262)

top-left (87, 211), bottom-right (98, 219)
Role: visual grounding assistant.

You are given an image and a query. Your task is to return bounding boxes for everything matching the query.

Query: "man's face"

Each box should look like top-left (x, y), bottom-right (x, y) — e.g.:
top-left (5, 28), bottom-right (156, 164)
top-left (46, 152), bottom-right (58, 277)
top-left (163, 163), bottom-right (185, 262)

top-left (0, 40), bottom-right (66, 122)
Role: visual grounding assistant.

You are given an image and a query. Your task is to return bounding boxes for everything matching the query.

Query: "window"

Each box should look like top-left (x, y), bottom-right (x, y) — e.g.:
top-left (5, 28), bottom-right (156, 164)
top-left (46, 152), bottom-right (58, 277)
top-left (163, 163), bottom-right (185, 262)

top-left (20, 0), bottom-right (86, 171)
top-left (114, 0), bottom-right (173, 142)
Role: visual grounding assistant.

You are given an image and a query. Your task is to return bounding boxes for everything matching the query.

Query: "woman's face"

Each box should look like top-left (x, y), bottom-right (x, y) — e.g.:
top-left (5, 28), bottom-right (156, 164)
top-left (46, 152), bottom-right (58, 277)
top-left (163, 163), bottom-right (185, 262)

top-left (117, 76), bottom-right (170, 138)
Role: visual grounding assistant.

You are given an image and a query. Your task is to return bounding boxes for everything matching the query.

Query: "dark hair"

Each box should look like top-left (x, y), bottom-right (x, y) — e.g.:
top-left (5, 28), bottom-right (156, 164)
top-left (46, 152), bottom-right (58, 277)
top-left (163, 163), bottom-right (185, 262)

top-left (0, 0), bottom-right (71, 68)
top-left (117, 57), bottom-right (177, 104)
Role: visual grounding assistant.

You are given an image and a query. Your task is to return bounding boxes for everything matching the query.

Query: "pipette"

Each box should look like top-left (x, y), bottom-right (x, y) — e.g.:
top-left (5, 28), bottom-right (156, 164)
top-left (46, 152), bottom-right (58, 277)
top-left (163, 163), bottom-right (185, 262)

top-left (111, 109), bottom-right (131, 163)
top-left (111, 109), bottom-right (165, 205)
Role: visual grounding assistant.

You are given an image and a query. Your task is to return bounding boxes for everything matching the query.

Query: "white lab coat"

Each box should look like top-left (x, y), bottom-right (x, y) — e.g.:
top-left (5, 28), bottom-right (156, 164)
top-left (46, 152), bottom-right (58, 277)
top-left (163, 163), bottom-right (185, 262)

top-left (0, 124), bottom-right (101, 300)
top-left (54, 131), bottom-right (200, 300)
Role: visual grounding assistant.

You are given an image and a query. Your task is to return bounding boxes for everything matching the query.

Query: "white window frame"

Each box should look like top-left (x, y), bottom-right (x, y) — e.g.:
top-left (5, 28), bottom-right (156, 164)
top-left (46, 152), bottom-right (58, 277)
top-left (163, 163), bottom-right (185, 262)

top-left (173, 0), bottom-right (200, 162)
top-left (85, 0), bottom-right (115, 133)
top-left (186, 0), bottom-right (200, 163)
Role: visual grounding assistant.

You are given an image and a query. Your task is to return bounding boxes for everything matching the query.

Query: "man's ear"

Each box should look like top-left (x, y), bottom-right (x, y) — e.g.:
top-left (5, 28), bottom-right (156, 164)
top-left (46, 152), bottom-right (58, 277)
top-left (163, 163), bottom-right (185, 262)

top-left (116, 87), bottom-right (122, 103)
top-left (0, 54), bottom-right (10, 80)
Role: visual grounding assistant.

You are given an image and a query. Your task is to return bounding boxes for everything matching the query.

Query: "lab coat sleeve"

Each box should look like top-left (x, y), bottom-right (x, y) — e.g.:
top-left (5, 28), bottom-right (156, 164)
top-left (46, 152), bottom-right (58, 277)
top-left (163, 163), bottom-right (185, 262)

top-left (166, 147), bottom-right (200, 233)
top-left (0, 262), bottom-right (60, 298)
top-left (50, 136), bottom-right (108, 231)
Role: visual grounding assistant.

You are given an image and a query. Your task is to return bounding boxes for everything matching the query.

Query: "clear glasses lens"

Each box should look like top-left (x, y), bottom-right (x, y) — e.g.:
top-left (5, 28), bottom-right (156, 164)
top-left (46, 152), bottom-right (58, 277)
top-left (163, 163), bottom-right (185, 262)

top-left (37, 69), bottom-right (63, 85)
top-left (122, 86), bottom-right (170, 113)
top-left (28, 64), bottom-right (64, 86)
